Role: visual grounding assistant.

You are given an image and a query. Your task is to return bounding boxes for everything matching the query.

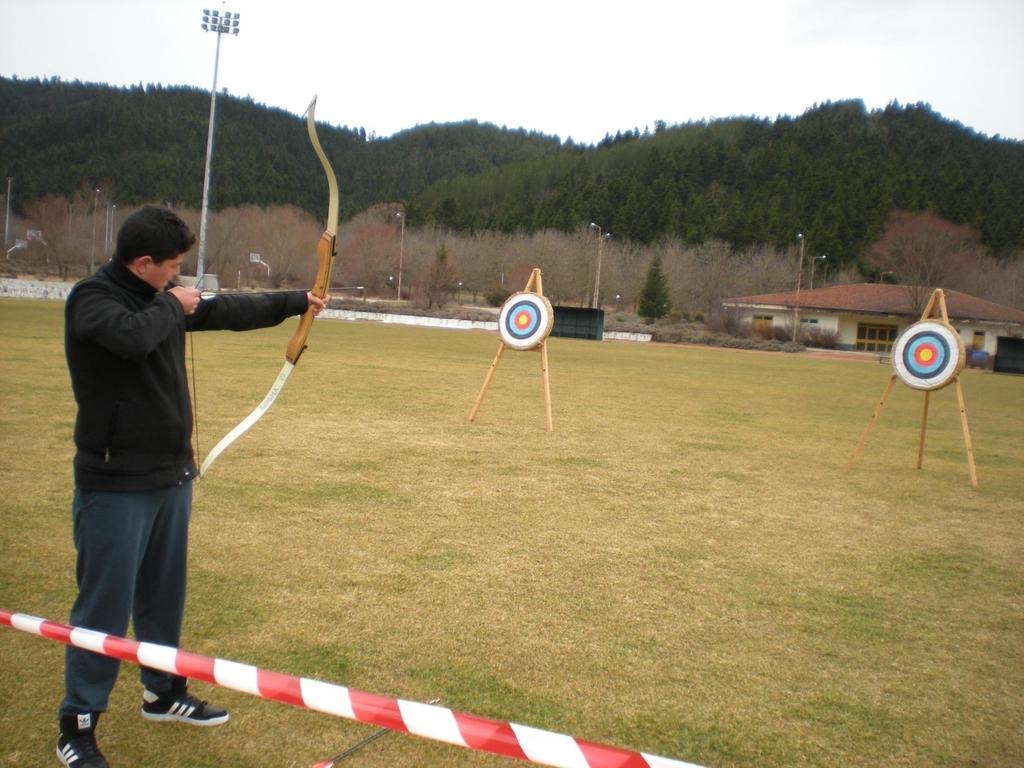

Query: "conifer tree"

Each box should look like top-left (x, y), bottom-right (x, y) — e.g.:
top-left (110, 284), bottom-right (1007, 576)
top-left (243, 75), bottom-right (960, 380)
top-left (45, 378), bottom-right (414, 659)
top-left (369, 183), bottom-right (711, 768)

top-left (423, 243), bottom-right (456, 308)
top-left (638, 255), bottom-right (671, 322)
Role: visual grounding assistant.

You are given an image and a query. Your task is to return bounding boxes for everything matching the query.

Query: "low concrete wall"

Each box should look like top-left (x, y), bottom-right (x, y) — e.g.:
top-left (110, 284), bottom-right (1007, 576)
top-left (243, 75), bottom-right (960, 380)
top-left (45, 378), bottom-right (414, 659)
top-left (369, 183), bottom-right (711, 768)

top-left (1, 278), bottom-right (652, 342)
top-left (604, 331), bottom-right (653, 342)
top-left (323, 308), bottom-right (498, 332)
top-left (324, 309), bottom-right (651, 341)
top-left (1, 277), bottom-right (74, 300)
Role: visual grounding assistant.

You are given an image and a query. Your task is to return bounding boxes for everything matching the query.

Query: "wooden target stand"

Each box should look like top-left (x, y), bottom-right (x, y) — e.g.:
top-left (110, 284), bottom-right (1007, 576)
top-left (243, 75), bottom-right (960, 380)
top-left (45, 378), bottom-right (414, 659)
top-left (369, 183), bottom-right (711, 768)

top-left (468, 268), bottom-right (554, 431)
top-left (848, 288), bottom-right (978, 487)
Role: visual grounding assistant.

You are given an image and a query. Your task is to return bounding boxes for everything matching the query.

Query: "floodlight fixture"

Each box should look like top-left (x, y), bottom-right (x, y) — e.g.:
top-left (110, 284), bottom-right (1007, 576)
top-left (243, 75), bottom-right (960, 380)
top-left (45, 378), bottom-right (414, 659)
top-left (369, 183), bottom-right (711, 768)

top-left (196, 6), bottom-right (241, 277)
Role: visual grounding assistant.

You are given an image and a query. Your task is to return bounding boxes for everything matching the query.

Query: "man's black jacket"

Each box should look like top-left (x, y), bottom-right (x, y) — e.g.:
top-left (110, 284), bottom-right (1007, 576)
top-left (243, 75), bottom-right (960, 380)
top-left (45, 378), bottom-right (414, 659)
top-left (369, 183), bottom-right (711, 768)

top-left (65, 261), bottom-right (309, 492)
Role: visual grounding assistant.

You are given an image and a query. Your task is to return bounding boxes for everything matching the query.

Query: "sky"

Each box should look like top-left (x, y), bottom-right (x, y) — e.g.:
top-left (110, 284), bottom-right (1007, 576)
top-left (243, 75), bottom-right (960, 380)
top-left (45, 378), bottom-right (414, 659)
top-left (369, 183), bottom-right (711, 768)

top-left (2, 0), bottom-right (1022, 144)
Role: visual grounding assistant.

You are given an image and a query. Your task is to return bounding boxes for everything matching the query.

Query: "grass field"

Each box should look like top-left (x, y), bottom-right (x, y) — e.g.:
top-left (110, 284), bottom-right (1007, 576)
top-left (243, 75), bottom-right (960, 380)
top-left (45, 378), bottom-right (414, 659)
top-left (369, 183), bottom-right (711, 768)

top-left (1, 297), bottom-right (1022, 768)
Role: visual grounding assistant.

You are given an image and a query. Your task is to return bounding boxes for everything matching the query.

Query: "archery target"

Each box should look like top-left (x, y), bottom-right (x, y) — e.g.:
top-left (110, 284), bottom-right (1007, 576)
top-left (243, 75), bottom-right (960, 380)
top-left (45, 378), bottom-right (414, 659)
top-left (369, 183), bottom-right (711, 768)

top-left (892, 320), bottom-right (965, 391)
top-left (498, 292), bottom-right (554, 350)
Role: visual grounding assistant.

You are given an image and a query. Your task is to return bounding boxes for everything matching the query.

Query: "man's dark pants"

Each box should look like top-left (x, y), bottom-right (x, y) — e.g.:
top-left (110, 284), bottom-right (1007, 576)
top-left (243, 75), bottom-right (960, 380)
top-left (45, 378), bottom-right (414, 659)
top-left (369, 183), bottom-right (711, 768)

top-left (60, 483), bottom-right (192, 717)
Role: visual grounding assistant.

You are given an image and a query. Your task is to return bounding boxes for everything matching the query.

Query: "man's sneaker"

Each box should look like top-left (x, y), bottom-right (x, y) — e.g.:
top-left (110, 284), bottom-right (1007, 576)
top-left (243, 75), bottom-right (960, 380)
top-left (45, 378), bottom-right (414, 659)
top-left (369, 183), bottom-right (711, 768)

top-left (141, 688), bottom-right (229, 726)
top-left (56, 712), bottom-right (109, 768)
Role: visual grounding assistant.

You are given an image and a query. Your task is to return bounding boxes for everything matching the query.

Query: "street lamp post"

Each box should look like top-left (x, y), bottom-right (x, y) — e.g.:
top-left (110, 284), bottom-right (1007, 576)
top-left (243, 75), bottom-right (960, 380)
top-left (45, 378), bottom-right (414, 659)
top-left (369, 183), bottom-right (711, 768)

top-left (3, 177), bottom-right (11, 247)
top-left (395, 211), bottom-right (405, 300)
top-left (589, 222), bottom-right (610, 309)
top-left (810, 254), bottom-right (827, 290)
top-left (197, 6), bottom-right (241, 278)
top-left (89, 188), bottom-right (101, 274)
top-left (792, 232), bottom-right (805, 342)
top-left (104, 202), bottom-right (118, 253)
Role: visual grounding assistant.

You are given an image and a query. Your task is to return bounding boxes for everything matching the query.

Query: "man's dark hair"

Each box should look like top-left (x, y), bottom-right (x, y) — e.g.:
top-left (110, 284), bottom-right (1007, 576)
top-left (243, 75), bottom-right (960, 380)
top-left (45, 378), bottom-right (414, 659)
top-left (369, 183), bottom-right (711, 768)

top-left (113, 206), bottom-right (196, 265)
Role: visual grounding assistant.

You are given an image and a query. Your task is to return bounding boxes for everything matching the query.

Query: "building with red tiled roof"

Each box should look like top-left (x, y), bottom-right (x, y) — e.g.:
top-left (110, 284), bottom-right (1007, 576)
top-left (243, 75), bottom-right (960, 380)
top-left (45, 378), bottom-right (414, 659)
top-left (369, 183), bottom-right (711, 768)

top-left (722, 284), bottom-right (1024, 373)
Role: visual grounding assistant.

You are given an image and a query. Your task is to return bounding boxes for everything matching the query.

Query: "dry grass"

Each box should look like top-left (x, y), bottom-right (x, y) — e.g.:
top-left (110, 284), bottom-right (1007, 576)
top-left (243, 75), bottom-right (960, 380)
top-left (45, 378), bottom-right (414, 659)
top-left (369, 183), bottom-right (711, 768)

top-left (1, 297), bottom-right (1022, 768)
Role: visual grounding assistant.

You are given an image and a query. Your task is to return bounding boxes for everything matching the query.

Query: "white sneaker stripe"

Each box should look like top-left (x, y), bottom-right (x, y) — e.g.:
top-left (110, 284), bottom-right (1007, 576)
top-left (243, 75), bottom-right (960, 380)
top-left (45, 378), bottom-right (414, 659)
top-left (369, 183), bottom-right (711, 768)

top-left (166, 701), bottom-right (198, 718)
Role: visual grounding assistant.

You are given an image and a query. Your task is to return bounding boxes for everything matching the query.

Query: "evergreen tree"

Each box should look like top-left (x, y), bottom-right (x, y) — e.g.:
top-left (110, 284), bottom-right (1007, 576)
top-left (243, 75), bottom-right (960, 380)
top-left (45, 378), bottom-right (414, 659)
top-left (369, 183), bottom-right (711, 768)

top-left (423, 243), bottom-right (456, 308)
top-left (638, 255), bottom-right (671, 321)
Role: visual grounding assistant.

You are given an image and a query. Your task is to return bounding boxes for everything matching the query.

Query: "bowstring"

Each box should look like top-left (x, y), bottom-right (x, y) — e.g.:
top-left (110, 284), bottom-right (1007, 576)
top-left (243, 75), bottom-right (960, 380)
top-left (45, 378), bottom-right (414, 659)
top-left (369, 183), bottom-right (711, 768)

top-left (189, 320), bottom-right (202, 479)
top-left (187, 273), bottom-right (206, 480)
top-left (184, 120), bottom-right (301, 478)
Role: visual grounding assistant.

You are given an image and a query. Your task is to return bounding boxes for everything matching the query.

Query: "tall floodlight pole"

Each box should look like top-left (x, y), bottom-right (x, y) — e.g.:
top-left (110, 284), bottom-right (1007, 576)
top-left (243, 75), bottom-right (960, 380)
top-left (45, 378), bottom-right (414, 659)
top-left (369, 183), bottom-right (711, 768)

top-left (396, 211), bottom-right (406, 300)
top-left (792, 232), bottom-right (805, 342)
top-left (197, 6), bottom-right (241, 278)
top-left (589, 222), bottom-right (610, 308)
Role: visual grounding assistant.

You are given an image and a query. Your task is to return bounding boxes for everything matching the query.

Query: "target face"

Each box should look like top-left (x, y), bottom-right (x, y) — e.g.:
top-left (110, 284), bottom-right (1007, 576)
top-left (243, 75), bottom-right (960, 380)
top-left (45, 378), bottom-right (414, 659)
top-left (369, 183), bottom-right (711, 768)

top-left (892, 320), bottom-right (965, 390)
top-left (498, 292), bottom-right (554, 350)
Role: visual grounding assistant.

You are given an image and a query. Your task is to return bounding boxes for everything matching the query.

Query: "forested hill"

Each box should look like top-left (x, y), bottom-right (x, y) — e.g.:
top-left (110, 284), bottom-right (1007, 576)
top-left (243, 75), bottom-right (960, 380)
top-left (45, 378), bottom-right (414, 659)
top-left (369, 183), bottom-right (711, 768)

top-left (408, 101), bottom-right (1024, 264)
top-left (3, 76), bottom-right (1023, 266)
top-left (0, 76), bottom-right (564, 220)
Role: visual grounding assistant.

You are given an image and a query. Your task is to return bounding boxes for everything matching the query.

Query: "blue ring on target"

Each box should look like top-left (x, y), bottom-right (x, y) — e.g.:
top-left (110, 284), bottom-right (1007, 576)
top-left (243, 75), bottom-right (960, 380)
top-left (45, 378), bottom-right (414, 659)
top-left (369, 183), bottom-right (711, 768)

top-left (892, 320), bottom-right (964, 391)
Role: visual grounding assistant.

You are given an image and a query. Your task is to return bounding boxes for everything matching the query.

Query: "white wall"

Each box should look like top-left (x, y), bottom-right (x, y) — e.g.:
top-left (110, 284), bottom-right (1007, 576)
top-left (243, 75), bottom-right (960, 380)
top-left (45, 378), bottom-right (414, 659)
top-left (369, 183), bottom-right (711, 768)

top-left (0, 278), bottom-right (652, 342)
top-left (731, 304), bottom-right (1020, 356)
top-left (0, 277), bottom-right (73, 300)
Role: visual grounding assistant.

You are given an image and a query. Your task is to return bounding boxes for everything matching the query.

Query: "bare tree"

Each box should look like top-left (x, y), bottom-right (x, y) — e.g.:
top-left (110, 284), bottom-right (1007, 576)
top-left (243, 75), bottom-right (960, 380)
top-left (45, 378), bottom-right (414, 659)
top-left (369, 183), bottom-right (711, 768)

top-left (337, 204), bottom-right (404, 296)
top-left (528, 229), bottom-right (588, 305)
top-left (14, 190), bottom-right (1022, 321)
top-left (981, 252), bottom-right (1023, 310)
top-left (735, 245), bottom-right (794, 296)
top-left (864, 210), bottom-right (985, 315)
top-left (200, 204), bottom-right (321, 289)
top-left (451, 231), bottom-right (506, 304)
top-left (603, 238), bottom-right (647, 313)
top-left (262, 205), bottom-right (322, 288)
top-left (203, 205), bottom-right (256, 285)
top-left (671, 240), bottom-right (737, 320)
top-left (21, 196), bottom-right (64, 278)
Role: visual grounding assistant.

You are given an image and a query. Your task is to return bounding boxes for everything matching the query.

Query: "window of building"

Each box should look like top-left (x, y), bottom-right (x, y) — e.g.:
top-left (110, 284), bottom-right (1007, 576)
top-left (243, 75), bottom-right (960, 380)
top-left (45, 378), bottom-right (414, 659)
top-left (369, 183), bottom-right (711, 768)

top-left (856, 323), bottom-right (898, 352)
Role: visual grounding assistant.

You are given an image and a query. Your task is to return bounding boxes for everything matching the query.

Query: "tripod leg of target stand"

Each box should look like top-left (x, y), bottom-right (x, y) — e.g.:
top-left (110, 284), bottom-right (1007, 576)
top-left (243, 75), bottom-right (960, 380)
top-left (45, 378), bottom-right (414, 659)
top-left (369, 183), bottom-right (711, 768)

top-left (917, 390), bottom-right (930, 469)
top-left (954, 377), bottom-right (979, 488)
top-left (848, 374), bottom-right (897, 469)
top-left (469, 342), bottom-right (505, 422)
top-left (540, 341), bottom-right (552, 432)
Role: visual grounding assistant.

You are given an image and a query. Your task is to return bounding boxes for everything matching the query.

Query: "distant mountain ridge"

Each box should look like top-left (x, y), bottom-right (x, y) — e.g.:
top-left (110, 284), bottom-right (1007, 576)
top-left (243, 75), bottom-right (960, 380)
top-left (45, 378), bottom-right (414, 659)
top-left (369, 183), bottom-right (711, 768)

top-left (0, 76), bottom-right (564, 220)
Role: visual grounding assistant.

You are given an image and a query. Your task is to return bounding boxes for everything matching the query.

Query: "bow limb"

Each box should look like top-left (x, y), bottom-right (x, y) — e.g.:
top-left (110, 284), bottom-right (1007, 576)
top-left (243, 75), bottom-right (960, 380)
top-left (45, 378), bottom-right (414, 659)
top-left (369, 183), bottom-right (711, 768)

top-left (287, 95), bottom-right (339, 365)
top-left (200, 96), bottom-right (339, 477)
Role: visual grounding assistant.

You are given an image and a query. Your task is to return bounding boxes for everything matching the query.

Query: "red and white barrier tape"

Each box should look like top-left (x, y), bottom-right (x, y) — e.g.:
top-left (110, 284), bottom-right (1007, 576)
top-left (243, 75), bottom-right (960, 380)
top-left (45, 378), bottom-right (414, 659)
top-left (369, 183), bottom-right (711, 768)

top-left (2, 610), bottom-right (702, 768)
